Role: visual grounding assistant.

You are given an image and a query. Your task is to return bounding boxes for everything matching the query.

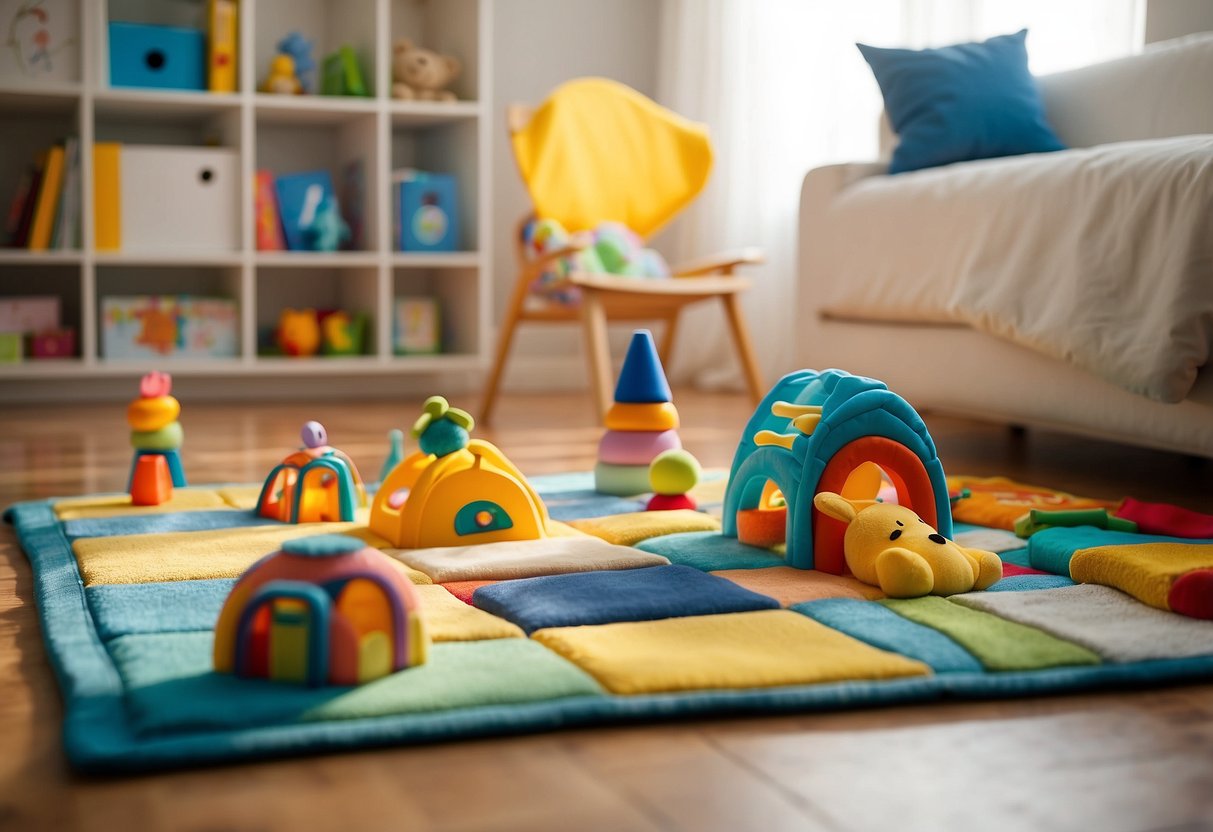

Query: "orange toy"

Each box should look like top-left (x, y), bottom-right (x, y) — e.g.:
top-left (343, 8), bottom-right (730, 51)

top-left (130, 455), bottom-right (173, 506)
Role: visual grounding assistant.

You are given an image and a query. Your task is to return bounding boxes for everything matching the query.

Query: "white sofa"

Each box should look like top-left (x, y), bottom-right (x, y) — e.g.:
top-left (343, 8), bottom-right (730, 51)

top-left (797, 33), bottom-right (1213, 459)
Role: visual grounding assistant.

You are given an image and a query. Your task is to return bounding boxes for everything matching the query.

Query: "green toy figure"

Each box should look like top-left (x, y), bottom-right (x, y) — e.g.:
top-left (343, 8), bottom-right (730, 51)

top-left (303, 194), bottom-right (351, 252)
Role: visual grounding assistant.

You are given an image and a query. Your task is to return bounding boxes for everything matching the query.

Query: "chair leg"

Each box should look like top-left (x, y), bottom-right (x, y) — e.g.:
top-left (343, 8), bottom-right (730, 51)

top-left (580, 290), bottom-right (613, 420)
top-left (721, 294), bottom-right (765, 404)
top-left (480, 280), bottom-right (532, 425)
top-left (658, 311), bottom-right (679, 370)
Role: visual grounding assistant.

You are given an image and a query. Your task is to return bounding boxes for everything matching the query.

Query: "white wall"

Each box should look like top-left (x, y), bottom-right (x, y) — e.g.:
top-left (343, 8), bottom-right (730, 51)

top-left (1146, 0), bottom-right (1213, 42)
top-left (490, 0), bottom-right (661, 391)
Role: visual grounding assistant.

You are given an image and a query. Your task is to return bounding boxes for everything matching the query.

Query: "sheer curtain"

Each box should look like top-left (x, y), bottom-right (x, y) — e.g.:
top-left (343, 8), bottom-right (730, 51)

top-left (656, 0), bottom-right (1144, 388)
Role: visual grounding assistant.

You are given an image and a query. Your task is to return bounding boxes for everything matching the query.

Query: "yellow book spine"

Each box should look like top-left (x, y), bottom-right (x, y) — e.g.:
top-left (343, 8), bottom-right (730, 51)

top-left (27, 145), bottom-right (65, 251)
top-left (93, 143), bottom-right (121, 251)
top-left (208, 0), bottom-right (237, 93)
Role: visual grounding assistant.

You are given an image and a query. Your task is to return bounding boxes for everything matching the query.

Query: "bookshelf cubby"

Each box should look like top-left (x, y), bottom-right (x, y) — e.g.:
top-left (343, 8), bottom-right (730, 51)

top-left (0, 0), bottom-right (490, 389)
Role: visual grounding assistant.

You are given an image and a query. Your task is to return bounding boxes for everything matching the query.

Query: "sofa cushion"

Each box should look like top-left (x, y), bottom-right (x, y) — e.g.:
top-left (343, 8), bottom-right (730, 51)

top-left (857, 30), bottom-right (1065, 174)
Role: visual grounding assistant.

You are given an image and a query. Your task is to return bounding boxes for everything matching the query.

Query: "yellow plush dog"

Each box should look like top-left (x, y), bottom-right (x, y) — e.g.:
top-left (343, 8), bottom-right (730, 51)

top-left (813, 492), bottom-right (1003, 598)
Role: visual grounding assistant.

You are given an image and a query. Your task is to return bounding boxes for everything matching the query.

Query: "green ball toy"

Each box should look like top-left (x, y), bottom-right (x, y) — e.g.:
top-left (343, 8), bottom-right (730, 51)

top-left (649, 449), bottom-right (701, 496)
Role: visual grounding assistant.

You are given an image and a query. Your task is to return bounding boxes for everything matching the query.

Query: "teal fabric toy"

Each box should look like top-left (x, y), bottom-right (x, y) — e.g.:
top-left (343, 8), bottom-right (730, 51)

top-left (303, 194), bottom-right (351, 252)
top-left (523, 218), bottom-right (670, 305)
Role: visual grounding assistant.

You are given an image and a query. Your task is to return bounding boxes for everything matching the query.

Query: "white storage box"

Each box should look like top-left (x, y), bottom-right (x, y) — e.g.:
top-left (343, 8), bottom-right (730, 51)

top-left (120, 145), bottom-right (240, 251)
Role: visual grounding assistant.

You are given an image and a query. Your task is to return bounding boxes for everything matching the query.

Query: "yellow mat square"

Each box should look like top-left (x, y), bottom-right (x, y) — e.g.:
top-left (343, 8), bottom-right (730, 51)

top-left (74, 524), bottom-right (392, 586)
top-left (1071, 543), bottom-right (1213, 610)
top-left (568, 510), bottom-right (720, 546)
top-left (216, 486), bottom-right (263, 510)
top-left (532, 609), bottom-right (929, 694)
top-left (712, 567), bottom-right (886, 606)
top-left (417, 586), bottom-right (524, 641)
top-left (54, 489), bottom-right (228, 520)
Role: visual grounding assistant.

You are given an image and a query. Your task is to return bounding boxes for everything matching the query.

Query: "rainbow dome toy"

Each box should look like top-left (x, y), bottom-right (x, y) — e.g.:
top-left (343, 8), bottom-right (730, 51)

top-left (256, 421), bottom-right (367, 524)
top-left (213, 534), bottom-right (428, 687)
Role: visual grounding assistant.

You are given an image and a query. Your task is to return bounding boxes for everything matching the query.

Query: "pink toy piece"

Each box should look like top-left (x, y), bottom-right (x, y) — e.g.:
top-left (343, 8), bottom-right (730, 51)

top-left (597, 429), bottom-right (681, 466)
top-left (301, 420), bottom-right (328, 449)
top-left (646, 493), bottom-right (698, 512)
top-left (139, 371), bottom-right (172, 399)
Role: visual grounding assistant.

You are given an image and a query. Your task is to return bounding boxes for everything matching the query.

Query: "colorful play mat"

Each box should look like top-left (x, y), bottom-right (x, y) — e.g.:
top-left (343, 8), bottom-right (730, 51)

top-left (7, 466), bottom-right (1213, 774)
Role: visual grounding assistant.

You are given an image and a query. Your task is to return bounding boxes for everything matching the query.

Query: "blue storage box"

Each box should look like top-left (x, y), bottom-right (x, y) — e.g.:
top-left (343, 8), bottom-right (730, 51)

top-left (109, 22), bottom-right (206, 91)
top-left (393, 170), bottom-right (459, 252)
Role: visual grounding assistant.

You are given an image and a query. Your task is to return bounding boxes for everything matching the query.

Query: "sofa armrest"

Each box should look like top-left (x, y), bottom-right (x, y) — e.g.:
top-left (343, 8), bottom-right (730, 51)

top-left (797, 162), bottom-right (887, 329)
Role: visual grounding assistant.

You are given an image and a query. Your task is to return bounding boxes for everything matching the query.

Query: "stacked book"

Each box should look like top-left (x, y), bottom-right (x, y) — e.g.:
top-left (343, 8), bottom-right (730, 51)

top-left (4, 137), bottom-right (81, 251)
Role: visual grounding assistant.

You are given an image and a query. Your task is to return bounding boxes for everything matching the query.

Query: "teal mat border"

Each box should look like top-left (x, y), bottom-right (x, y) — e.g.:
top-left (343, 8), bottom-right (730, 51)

top-left (8, 498), bottom-right (1213, 774)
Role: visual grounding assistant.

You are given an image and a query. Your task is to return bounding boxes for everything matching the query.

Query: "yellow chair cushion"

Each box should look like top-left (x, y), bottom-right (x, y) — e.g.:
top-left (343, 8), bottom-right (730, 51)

top-left (511, 77), bottom-right (713, 238)
top-left (532, 610), bottom-right (930, 695)
top-left (605, 402), bottom-right (679, 432)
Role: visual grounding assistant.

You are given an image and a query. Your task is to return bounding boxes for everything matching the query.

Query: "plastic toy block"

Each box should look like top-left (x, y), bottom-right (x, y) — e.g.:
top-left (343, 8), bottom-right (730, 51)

top-left (597, 429), bottom-right (681, 466)
top-left (604, 402), bottom-right (679, 432)
top-left (130, 455), bottom-right (173, 506)
top-left (649, 449), bottom-right (700, 496)
top-left (646, 493), bottom-right (698, 512)
top-left (737, 507), bottom-right (787, 549)
top-left (127, 395), bottom-right (180, 432)
top-left (130, 422), bottom-right (184, 451)
top-left (613, 329), bottom-right (673, 404)
top-left (593, 461), bottom-right (654, 497)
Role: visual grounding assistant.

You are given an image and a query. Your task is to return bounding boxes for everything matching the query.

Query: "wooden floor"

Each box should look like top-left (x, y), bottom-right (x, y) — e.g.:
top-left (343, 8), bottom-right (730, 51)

top-left (1, 391), bottom-right (1211, 832)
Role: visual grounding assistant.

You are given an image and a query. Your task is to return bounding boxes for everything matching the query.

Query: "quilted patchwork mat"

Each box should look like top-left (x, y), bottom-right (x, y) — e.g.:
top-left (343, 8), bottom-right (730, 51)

top-left (7, 473), bottom-right (1213, 773)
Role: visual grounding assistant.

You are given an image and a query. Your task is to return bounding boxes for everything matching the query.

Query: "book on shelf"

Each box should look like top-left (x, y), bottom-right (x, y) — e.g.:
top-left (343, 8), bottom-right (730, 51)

top-left (50, 136), bottom-right (80, 250)
top-left (93, 143), bottom-right (121, 250)
top-left (4, 164), bottom-right (38, 247)
top-left (274, 170), bottom-right (336, 251)
top-left (27, 144), bottom-right (64, 251)
top-left (254, 170), bottom-right (285, 251)
top-left (207, 0), bottom-right (238, 93)
top-left (2, 137), bottom-right (82, 250)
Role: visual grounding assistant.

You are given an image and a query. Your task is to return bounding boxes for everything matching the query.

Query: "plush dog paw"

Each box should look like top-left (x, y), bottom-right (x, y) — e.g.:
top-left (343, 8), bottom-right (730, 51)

top-left (969, 548), bottom-right (1004, 590)
top-left (876, 547), bottom-right (935, 598)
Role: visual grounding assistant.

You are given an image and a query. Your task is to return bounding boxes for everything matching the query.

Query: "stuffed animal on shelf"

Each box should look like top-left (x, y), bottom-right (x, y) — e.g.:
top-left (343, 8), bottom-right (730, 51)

top-left (261, 53), bottom-right (302, 94)
top-left (277, 308), bottom-right (321, 357)
top-left (813, 492), bottom-right (1003, 598)
top-left (276, 32), bottom-right (316, 93)
top-left (391, 38), bottom-right (460, 102)
top-left (302, 193), bottom-right (351, 252)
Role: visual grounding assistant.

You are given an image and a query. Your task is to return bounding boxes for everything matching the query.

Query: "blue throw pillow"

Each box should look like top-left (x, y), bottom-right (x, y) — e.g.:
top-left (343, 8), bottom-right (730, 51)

top-left (857, 30), bottom-right (1065, 174)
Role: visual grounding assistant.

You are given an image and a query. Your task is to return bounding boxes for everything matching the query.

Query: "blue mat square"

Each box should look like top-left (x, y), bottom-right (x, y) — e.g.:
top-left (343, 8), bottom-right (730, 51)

top-left (472, 564), bottom-right (780, 634)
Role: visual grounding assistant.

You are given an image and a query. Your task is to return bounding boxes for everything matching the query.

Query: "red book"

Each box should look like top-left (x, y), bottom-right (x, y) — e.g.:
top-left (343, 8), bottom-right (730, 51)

top-left (253, 170), bottom-right (285, 251)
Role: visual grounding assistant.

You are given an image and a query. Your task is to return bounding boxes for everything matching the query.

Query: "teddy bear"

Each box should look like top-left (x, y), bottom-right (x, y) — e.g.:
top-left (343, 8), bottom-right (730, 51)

top-left (391, 38), bottom-right (460, 102)
top-left (813, 491), bottom-right (1003, 598)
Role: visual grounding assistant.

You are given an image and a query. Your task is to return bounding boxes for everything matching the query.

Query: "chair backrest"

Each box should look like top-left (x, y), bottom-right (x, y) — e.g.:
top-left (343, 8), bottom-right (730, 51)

top-left (508, 77), bottom-right (713, 239)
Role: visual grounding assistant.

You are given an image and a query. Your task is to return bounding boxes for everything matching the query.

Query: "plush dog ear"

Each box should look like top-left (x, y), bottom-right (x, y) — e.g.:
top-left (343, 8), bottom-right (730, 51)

top-left (444, 55), bottom-right (462, 78)
top-left (813, 491), bottom-right (857, 524)
top-left (394, 38), bottom-right (413, 55)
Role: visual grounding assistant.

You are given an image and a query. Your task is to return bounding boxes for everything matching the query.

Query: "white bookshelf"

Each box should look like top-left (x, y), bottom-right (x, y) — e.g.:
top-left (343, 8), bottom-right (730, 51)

top-left (0, 0), bottom-right (491, 384)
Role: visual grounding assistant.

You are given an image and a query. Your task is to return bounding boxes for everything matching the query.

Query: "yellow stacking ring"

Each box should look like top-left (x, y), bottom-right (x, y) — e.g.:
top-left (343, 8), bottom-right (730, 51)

top-left (604, 401), bottom-right (679, 432)
top-left (127, 395), bottom-right (181, 432)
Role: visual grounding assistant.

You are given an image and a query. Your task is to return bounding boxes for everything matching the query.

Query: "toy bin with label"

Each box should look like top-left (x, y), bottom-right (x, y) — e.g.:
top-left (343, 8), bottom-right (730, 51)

top-left (109, 22), bottom-right (206, 91)
top-left (102, 296), bottom-right (238, 361)
top-left (94, 144), bottom-right (240, 252)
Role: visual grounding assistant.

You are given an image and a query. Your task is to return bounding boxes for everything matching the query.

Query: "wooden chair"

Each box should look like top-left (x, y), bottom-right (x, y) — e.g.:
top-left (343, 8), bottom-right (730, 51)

top-left (481, 81), bottom-right (766, 423)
